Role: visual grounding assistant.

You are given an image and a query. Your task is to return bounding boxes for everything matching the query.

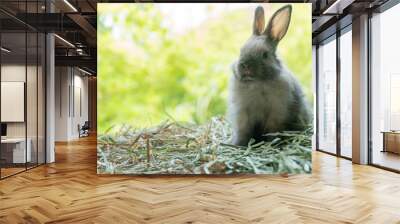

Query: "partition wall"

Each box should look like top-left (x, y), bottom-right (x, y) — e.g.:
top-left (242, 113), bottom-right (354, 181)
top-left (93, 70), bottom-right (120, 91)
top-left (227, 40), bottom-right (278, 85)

top-left (0, 1), bottom-right (46, 179)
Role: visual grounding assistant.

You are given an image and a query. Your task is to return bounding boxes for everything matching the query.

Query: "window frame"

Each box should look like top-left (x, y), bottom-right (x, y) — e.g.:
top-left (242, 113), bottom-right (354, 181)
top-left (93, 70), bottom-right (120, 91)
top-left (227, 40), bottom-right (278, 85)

top-left (315, 24), bottom-right (353, 161)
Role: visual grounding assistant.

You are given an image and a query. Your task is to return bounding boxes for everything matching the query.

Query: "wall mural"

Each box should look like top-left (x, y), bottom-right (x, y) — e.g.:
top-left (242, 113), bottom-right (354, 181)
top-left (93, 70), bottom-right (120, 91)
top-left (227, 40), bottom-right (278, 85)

top-left (97, 3), bottom-right (313, 175)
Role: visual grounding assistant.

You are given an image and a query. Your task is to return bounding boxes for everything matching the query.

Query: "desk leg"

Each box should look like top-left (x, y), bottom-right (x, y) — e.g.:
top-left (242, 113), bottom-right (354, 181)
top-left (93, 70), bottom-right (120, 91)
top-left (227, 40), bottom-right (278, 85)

top-left (382, 133), bottom-right (386, 153)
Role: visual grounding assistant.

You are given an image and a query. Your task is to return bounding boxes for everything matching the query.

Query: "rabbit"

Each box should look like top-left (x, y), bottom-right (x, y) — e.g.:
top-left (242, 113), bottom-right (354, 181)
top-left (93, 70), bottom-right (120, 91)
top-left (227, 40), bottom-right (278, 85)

top-left (228, 5), bottom-right (311, 146)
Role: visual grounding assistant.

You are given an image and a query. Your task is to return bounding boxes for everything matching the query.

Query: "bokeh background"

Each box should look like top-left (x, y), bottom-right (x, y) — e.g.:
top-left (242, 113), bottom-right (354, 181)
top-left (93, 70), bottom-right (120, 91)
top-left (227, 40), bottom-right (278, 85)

top-left (98, 3), bottom-right (312, 133)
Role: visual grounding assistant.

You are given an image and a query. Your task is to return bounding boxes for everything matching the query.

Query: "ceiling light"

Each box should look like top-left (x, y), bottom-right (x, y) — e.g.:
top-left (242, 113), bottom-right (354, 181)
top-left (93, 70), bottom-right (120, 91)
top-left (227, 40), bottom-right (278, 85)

top-left (78, 67), bottom-right (92, 76)
top-left (76, 48), bottom-right (85, 55)
top-left (1, 47), bottom-right (11, 53)
top-left (54, 34), bottom-right (75, 48)
top-left (63, 0), bottom-right (78, 12)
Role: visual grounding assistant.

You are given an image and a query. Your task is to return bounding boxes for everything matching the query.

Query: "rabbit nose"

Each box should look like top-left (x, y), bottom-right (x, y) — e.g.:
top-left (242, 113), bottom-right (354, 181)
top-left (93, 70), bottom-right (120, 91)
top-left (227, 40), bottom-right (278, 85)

top-left (239, 62), bottom-right (251, 75)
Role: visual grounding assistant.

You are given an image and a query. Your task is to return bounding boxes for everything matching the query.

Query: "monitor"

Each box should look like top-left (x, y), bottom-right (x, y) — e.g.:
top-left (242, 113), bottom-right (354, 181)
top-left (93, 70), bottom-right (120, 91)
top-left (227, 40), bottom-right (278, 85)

top-left (1, 123), bottom-right (7, 137)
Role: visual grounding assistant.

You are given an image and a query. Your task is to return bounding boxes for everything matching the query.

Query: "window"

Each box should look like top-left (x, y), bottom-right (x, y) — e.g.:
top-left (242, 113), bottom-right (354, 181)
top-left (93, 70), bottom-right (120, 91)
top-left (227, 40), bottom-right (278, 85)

top-left (317, 36), bottom-right (337, 154)
top-left (340, 29), bottom-right (352, 158)
top-left (371, 3), bottom-right (400, 171)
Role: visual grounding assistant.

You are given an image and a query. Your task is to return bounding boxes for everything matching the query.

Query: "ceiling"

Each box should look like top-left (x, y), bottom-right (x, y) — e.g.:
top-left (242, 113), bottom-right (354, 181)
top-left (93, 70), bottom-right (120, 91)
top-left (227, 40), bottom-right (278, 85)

top-left (311, 0), bottom-right (391, 43)
top-left (0, 0), bottom-right (97, 74)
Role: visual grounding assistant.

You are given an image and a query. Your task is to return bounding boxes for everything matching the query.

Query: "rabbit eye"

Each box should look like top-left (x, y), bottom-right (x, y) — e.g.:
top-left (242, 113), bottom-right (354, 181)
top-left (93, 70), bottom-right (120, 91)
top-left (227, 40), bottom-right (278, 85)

top-left (262, 52), bottom-right (268, 59)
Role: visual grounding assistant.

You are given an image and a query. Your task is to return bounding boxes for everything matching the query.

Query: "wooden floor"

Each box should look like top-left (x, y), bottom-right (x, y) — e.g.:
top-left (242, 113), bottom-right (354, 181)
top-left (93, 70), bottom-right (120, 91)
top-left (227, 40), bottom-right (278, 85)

top-left (1, 136), bottom-right (400, 223)
top-left (1, 167), bottom-right (26, 178)
top-left (372, 150), bottom-right (400, 171)
top-left (1, 163), bottom-right (43, 178)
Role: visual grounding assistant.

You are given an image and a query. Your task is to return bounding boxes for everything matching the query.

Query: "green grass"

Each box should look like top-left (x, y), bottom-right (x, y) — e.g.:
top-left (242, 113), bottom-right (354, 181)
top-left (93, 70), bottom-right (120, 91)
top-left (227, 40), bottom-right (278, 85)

top-left (97, 4), bottom-right (312, 132)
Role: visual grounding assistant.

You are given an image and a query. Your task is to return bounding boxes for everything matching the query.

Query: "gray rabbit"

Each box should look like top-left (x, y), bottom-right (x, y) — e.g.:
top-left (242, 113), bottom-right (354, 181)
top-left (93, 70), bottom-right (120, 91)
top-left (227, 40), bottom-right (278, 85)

top-left (228, 5), bottom-right (311, 146)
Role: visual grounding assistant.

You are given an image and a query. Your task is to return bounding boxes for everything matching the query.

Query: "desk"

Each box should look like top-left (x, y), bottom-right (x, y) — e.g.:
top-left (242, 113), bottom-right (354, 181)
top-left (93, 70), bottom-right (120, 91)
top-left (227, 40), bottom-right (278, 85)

top-left (1, 138), bottom-right (31, 163)
top-left (382, 131), bottom-right (400, 155)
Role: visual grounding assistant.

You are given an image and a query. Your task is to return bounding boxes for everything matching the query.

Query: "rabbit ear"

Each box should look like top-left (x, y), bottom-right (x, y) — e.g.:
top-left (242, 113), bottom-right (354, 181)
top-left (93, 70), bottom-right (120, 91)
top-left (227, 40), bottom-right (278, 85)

top-left (253, 6), bottom-right (265, 35)
top-left (265, 5), bottom-right (292, 42)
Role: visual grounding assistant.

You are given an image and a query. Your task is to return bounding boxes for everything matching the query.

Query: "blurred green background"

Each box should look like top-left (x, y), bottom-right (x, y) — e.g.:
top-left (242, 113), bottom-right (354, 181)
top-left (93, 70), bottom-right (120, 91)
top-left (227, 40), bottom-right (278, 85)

top-left (98, 3), bottom-right (312, 133)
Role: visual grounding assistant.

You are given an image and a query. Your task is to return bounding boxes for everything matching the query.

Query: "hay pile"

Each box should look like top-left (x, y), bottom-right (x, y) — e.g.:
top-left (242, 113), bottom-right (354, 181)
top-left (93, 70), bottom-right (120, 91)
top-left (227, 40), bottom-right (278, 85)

top-left (97, 117), bottom-right (312, 175)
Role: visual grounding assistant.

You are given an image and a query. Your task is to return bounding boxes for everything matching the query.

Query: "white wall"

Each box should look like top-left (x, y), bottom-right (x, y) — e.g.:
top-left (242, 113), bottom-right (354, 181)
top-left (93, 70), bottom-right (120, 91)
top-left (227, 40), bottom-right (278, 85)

top-left (55, 67), bottom-right (89, 141)
top-left (55, 66), bottom-right (70, 141)
top-left (72, 73), bottom-right (89, 138)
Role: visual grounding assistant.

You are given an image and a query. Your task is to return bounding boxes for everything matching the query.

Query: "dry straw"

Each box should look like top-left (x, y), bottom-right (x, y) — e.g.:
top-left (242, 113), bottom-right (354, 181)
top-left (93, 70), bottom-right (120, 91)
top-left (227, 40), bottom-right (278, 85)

top-left (97, 117), bottom-right (312, 175)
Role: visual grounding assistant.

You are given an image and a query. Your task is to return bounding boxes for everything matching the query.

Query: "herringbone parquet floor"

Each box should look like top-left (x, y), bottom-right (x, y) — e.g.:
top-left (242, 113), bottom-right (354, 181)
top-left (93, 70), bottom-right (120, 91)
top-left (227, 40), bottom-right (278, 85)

top-left (1, 135), bottom-right (400, 224)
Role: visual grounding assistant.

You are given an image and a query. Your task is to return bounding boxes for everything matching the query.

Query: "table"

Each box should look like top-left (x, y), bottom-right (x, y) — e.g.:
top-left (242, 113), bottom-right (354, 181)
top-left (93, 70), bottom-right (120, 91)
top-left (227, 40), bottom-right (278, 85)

top-left (1, 138), bottom-right (31, 163)
top-left (382, 131), bottom-right (400, 154)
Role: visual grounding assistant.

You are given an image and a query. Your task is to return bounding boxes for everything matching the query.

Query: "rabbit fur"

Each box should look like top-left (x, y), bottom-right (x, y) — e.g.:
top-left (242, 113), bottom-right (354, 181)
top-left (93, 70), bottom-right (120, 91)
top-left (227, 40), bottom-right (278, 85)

top-left (228, 5), bottom-right (311, 146)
